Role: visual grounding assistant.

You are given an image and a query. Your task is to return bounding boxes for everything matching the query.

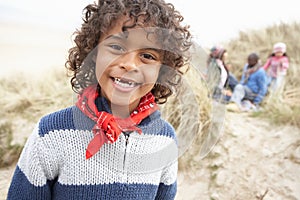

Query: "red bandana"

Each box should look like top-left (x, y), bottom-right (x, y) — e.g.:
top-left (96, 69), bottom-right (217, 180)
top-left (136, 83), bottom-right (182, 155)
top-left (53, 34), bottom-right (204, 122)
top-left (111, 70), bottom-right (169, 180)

top-left (76, 84), bottom-right (159, 159)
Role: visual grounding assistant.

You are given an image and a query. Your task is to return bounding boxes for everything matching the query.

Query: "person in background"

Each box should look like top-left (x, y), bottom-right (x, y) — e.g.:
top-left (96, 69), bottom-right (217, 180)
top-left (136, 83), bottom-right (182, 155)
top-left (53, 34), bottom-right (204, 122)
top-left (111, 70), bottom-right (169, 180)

top-left (263, 42), bottom-right (289, 93)
top-left (222, 62), bottom-right (239, 102)
top-left (206, 46), bottom-right (229, 101)
top-left (226, 62), bottom-right (239, 92)
top-left (230, 53), bottom-right (267, 111)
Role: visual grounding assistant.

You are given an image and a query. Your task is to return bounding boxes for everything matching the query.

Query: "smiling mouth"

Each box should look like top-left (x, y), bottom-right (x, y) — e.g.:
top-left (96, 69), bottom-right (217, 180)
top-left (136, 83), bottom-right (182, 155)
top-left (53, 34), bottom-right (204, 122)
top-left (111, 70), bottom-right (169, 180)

top-left (112, 77), bottom-right (142, 88)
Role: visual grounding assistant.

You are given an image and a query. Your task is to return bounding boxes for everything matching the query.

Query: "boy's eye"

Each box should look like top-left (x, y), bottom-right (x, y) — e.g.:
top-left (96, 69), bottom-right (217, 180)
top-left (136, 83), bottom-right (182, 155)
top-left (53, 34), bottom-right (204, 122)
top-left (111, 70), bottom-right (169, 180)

top-left (109, 44), bottom-right (125, 52)
top-left (140, 53), bottom-right (157, 61)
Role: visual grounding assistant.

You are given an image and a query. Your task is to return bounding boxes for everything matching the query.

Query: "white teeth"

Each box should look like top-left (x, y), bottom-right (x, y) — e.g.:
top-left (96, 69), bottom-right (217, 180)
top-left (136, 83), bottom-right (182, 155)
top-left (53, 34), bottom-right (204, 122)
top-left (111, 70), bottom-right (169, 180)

top-left (113, 78), bottom-right (137, 88)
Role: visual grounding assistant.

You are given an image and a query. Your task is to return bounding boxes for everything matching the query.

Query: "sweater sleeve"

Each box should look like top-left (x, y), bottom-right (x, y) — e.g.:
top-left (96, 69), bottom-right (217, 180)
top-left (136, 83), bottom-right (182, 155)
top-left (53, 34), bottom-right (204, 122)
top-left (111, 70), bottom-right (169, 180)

top-left (154, 160), bottom-right (178, 200)
top-left (253, 70), bottom-right (267, 104)
top-left (263, 58), bottom-right (271, 70)
top-left (7, 123), bottom-right (58, 200)
top-left (281, 56), bottom-right (289, 71)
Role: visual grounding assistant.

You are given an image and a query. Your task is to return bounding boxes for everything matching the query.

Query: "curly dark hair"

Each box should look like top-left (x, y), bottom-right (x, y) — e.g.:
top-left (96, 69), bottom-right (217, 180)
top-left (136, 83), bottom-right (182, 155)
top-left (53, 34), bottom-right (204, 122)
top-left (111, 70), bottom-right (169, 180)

top-left (65, 0), bottom-right (192, 104)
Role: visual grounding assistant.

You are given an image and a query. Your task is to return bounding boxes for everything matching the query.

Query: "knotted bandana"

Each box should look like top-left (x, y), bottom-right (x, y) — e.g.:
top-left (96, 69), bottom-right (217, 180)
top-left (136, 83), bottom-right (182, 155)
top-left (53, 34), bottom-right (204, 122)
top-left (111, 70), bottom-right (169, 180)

top-left (76, 84), bottom-right (159, 159)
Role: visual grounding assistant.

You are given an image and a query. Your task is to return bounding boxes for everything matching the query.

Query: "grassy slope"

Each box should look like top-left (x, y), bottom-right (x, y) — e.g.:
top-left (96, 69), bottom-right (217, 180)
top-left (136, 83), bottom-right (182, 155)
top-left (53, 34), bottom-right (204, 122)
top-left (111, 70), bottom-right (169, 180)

top-left (225, 21), bottom-right (300, 127)
top-left (0, 68), bottom-right (73, 167)
top-left (1, 22), bottom-right (299, 168)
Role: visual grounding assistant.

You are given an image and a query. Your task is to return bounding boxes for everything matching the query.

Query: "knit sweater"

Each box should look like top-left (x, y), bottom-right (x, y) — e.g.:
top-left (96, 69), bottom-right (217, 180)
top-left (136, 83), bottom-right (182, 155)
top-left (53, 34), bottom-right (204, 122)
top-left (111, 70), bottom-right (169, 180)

top-left (263, 56), bottom-right (289, 78)
top-left (7, 97), bottom-right (178, 200)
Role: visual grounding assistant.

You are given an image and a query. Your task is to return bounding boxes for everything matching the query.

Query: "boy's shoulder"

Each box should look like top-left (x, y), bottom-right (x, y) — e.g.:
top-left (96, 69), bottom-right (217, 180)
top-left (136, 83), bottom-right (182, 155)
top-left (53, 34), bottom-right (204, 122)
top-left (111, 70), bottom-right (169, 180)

top-left (38, 106), bottom-right (93, 137)
top-left (257, 67), bottom-right (266, 74)
top-left (140, 110), bottom-right (176, 139)
top-left (37, 106), bottom-right (176, 139)
top-left (252, 68), bottom-right (266, 77)
top-left (160, 119), bottom-right (177, 139)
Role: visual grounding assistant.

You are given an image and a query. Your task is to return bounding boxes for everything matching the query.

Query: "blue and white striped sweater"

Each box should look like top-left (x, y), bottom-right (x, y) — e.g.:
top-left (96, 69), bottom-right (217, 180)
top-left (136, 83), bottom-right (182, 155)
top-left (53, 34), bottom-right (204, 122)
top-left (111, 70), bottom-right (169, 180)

top-left (7, 98), bottom-right (178, 200)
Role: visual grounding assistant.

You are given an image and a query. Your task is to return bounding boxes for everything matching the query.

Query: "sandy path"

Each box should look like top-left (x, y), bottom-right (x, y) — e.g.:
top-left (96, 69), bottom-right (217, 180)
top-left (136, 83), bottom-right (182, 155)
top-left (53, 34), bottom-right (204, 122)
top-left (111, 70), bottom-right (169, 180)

top-left (176, 111), bottom-right (300, 200)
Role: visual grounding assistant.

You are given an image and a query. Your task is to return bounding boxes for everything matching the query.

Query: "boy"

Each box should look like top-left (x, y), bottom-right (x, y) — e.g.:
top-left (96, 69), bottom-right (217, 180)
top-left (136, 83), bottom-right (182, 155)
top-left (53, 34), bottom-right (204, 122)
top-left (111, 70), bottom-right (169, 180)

top-left (7, 0), bottom-right (192, 199)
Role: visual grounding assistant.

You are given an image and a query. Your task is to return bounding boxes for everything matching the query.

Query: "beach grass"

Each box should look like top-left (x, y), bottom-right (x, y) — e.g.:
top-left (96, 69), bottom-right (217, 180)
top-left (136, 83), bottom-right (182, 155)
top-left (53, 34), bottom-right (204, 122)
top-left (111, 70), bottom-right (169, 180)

top-left (1, 21), bottom-right (300, 169)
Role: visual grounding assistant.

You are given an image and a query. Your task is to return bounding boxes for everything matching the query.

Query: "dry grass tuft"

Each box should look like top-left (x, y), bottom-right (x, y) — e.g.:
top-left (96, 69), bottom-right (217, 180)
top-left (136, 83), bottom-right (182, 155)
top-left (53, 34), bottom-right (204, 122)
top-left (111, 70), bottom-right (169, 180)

top-left (0, 67), bottom-right (73, 168)
top-left (0, 122), bottom-right (23, 167)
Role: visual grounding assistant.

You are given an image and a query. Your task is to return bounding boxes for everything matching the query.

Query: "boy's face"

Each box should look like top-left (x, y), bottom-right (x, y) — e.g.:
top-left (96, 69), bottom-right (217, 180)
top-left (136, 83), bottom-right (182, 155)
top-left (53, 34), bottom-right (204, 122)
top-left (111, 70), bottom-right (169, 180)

top-left (248, 56), bottom-right (257, 67)
top-left (95, 16), bottom-right (162, 114)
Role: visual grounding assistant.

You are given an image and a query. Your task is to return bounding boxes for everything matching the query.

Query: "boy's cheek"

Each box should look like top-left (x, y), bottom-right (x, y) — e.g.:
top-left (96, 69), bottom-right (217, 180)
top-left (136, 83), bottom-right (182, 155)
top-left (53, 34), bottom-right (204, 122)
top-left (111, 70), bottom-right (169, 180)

top-left (95, 55), bottom-right (115, 76)
top-left (141, 64), bottom-right (161, 81)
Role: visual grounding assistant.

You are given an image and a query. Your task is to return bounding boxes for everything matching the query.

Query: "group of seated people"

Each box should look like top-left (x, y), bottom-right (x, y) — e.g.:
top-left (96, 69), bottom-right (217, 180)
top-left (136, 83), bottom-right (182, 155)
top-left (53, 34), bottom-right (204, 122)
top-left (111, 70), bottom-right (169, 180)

top-left (205, 42), bottom-right (289, 112)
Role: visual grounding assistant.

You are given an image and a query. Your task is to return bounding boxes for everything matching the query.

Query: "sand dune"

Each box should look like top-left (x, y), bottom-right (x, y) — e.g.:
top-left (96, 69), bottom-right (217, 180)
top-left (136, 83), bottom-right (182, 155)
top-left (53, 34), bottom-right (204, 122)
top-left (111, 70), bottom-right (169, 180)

top-left (0, 21), bottom-right (73, 76)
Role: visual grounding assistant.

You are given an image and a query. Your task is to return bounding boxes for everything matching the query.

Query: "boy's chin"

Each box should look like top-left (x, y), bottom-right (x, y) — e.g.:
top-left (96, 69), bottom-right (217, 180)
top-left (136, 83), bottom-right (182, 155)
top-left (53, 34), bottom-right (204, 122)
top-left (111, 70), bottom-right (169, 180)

top-left (109, 95), bottom-right (140, 108)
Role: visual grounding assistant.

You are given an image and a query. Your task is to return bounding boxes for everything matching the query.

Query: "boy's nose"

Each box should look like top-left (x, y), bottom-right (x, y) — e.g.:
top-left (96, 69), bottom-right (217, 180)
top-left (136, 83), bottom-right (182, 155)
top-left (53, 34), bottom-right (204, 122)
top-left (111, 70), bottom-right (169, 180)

top-left (118, 51), bottom-right (139, 72)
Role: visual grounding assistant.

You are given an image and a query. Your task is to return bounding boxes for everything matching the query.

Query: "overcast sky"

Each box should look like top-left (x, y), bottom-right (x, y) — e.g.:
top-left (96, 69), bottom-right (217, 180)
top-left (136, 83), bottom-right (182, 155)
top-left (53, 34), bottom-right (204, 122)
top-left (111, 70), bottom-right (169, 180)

top-left (1, 0), bottom-right (300, 47)
top-left (1, 0), bottom-right (300, 74)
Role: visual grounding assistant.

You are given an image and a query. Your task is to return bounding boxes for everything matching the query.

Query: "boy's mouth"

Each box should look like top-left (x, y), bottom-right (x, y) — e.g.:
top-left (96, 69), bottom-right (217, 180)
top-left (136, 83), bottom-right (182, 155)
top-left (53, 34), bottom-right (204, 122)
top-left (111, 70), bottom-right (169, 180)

top-left (112, 77), bottom-right (142, 88)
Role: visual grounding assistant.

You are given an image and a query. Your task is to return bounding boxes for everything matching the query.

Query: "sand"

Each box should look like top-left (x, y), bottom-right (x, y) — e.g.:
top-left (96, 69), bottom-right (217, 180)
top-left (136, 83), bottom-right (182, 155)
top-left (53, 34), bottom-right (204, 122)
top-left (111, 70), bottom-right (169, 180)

top-left (176, 112), bottom-right (300, 200)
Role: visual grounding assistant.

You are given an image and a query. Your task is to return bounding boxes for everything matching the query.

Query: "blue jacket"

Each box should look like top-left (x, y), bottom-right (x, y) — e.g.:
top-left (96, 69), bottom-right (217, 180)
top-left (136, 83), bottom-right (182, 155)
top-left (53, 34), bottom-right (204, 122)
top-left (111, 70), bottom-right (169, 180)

top-left (240, 64), bottom-right (267, 104)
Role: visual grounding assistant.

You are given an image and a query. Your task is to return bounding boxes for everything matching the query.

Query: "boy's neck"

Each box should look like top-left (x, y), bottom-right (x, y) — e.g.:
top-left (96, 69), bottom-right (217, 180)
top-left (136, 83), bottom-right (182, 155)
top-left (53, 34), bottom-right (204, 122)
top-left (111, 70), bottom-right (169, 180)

top-left (99, 87), bottom-right (140, 118)
top-left (109, 100), bottom-right (140, 119)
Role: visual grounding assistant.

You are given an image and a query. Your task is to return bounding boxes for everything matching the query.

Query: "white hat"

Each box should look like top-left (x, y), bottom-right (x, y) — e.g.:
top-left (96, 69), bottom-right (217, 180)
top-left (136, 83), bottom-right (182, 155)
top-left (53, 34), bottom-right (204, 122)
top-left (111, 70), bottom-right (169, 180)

top-left (273, 42), bottom-right (286, 53)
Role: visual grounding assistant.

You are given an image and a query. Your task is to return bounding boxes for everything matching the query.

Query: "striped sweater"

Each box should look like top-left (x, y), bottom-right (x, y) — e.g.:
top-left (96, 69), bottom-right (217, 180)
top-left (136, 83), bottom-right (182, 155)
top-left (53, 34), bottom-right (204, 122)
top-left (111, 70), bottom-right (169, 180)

top-left (7, 97), bottom-right (178, 200)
